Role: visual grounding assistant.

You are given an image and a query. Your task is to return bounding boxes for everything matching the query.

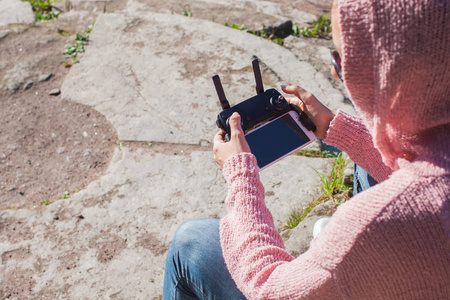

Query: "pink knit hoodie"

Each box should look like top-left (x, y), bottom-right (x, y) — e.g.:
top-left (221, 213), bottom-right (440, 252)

top-left (220, 0), bottom-right (450, 299)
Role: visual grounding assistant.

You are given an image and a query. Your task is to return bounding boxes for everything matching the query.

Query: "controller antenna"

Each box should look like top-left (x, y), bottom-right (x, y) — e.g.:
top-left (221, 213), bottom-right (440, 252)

top-left (212, 75), bottom-right (230, 110)
top-left (252, 58), bottom-right (264, 95)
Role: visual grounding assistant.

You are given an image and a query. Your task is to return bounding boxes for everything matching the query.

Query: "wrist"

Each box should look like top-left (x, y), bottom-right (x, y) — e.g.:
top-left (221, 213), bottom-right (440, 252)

top-left (223, 153), bottom-right (259, 181)
top-left (323, 111), bottom-right (336, 139)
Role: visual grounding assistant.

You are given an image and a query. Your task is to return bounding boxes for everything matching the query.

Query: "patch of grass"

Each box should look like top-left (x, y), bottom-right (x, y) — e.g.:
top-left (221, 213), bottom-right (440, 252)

top-left (283, 153), bottom-right (352, 230)
top-left (224, 23), bottom-right (285, 45)
top-left (41, 197), bottom-right (53, 205)
top-left (293, 15), bottom-right (332, 38)
top-left (22, 0), bottom-right (61, 21)
top-left (225, 14), bottom-right (331, 46)
top-left (315, 153), bottom-right (352, 205)
top-left (63, 191), bottom-right (71, 199)
top-left (182, 7), bottom-right (192, 17)
top-left (76, 187), bottom-right (86, 193)
top-left (63, 23), bottom-right (95, 68)
top-left (284, 198), bottom-right (329, 230)
top-left (118, 141), bottom-right (125, 150)
top-left (296, 149), bottom-right (333, 158)
top-left (63, 59), bottom-right (78, 68)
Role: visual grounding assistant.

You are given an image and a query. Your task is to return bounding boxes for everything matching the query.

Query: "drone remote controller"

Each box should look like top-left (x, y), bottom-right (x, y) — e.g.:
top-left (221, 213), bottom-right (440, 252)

top-left (213, 58), bottom-right (316, 141)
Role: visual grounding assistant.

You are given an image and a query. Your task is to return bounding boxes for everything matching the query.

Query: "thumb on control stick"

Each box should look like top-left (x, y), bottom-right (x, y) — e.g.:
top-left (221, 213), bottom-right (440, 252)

top-left (229, 113), bottom-right (245, 142)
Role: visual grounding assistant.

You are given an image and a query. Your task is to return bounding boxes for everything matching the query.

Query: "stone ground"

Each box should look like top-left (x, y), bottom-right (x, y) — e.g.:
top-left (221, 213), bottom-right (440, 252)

top-left (0, 0), bottom-right (355, 298)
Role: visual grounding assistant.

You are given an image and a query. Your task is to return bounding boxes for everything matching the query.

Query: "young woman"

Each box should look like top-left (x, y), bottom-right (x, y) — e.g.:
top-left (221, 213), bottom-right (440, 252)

top-left (164, 0), bottom-right (450, 298)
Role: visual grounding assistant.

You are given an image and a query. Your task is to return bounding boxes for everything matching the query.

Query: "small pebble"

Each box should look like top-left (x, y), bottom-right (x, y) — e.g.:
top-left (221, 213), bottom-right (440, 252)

top-left (57, 147), bottom-right (66, 154)
top-left (344, 168), bottom-right (354, 177)
top-left (49, 89), bottom-right (61, 96)
top-left (39, 73), bottom-right (53, 82)
top-left (24, 82), bottom-right (33, 90)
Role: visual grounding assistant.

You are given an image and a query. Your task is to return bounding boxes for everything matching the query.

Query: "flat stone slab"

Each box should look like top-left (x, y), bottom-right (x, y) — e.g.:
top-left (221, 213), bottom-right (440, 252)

top-left (67, 0), bottom-right (319, 29)
top-left (62, 3), bottom-right (349, 144)
top-left (0, 0), bottom-right (34, 26)
top-left (1, 1), bottom-right (353, 297)
top-left (0, 146), bottom-right (331, 297)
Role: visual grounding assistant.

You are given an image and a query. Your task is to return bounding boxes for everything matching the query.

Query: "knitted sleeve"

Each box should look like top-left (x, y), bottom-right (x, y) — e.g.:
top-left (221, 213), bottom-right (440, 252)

top-left (220, 153), bottom-right (337, 299)
top-left (323, 110), bottom-right (392, 182)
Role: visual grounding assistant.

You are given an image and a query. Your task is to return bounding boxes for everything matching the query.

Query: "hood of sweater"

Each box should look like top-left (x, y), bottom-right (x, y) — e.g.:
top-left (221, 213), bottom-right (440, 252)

top-left (338, 0), bottom-right (450, 174)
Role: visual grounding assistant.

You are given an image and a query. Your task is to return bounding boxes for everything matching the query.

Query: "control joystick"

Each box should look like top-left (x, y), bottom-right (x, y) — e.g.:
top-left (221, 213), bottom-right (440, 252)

top-left (271, 95), bottom-right (288, 110)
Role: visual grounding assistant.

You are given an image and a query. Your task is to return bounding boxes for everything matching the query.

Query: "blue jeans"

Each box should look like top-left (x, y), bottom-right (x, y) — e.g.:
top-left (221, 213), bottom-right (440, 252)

top-left (353, 164), bottom-right (378, 196)
top-left (163, 168), bottom-right (377, 299)
top-left (163, 218), bottom-right (246, 300)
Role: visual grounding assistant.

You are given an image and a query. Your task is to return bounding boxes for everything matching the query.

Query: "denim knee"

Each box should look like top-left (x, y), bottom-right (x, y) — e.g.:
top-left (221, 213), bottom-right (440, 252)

top-left (168, 219), bottom-right (221, 262)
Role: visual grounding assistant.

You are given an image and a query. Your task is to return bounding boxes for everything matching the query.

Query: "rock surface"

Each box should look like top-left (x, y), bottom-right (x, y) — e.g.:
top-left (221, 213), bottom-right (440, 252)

top-left (0, 0), bottom-right (34, 27)
top-left (62, 3), bottom-right (349, 144)
top-left (0, 0), bottom-right (356, 298)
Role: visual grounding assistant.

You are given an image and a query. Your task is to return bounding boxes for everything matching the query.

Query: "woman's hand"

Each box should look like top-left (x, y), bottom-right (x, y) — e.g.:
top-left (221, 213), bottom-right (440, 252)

top-left (282, 85), bottom-right (335, 139)
top-left (213, 112), bottom-right (251, 170)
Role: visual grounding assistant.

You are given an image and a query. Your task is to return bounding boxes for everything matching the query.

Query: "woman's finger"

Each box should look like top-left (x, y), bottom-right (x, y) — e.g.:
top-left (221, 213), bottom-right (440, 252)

top-left (213, 130), bottom-right (226, 145)
top-left (228, 113), bottom-right (244, 141)
top-left (286, 96), bottom-right (305, 111)
top-left (282, 85), bottom-right (316, 105)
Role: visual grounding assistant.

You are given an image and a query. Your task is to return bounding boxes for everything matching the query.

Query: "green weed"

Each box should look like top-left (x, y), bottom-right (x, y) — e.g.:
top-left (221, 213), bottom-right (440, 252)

top-left (225, 14), bottom-right (331, 46)
top-left (76, 186), bottom-right (86, 193)
top-left (314, 153), bottom-right (351, 205)
top-left (283, 153), bottom-right (352, 230)
top-left (63, 191), bottom-right (71, 199)
top-left (224, 23), bottom-right (285, 45)
top-left (63, 24), bottom-right (94, 68)
top-left (296, 149), bottom-right (333, 158)
top-left (284, 209), bottom-right (304, 230)
top-left (22, 0), bottom-right (61, 21)
top-left (63, 58), bottom-right (78, 68)
top-left (64, 27), bottom-right (92, 57)
top-left (118, 141), bottom-right (125, 150)
top-left (41, 197), bottom-right (53, 205)
top-left (293, 15), bottom-right (331, 38)
top-left (182, 7), bottom-right (192, 17)
top-left (284, 198), bottom-right (329, 230)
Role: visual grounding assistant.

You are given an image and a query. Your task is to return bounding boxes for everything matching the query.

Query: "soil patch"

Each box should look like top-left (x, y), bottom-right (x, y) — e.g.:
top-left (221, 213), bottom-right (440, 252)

top-left (0, 25), bottom-right (117, 210)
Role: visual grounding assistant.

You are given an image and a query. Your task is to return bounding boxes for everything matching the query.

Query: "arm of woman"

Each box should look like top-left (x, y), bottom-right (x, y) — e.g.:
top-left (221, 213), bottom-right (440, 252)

top-left (323, 110), bottom-right (392, 182)
top-left (282, 85), bottom-right (392, 183)
top-left (220, 153), bottom-right (337, 299)
top-left (214, 113), bottom-right (337, 299)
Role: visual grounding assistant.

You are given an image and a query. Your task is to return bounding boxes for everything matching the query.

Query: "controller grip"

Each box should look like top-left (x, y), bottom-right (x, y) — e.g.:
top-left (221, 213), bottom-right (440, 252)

top-left (289, 104), bottom-right (317, 132)
top-left (216, 118), bottom-right (232, 142)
